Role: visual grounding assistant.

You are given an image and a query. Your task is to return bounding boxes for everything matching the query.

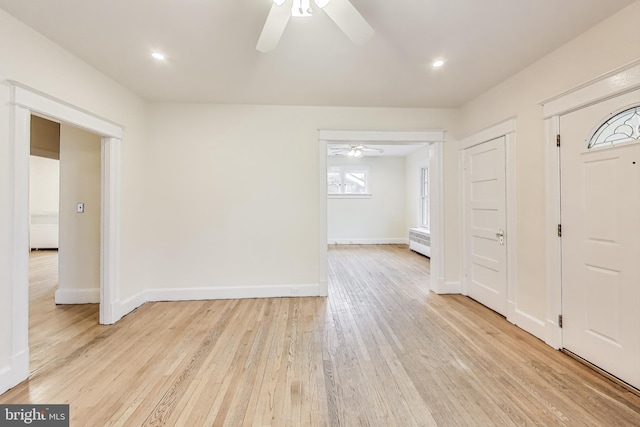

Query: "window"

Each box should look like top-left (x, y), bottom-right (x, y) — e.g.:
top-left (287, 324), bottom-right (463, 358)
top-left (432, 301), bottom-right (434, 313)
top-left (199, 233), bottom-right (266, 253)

top-left (588, 106), bottom-right (640, 149)
top-left (420, 167), bottom-right (429, 229)
top-left (328, 166), bottom-right (371, 197)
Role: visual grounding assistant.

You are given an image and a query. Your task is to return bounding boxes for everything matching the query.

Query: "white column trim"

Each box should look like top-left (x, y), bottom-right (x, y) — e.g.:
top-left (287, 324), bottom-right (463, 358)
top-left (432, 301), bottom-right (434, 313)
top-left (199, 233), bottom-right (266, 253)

top-left (428, 140), bottom-right (446, 293)
top-left (10, 106), bottom-right (31, 391)
top-left (544, 116), bottom-right (563, 349)
top-left (318, 136), bottom-right (328, 297)
top-left (101, 137), bottom-right (122, 324)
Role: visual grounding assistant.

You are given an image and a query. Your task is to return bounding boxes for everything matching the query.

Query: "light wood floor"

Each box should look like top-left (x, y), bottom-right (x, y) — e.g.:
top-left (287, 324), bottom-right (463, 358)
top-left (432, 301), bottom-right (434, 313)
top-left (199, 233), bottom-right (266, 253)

top-left (3, 246), bottom-right (640, 425)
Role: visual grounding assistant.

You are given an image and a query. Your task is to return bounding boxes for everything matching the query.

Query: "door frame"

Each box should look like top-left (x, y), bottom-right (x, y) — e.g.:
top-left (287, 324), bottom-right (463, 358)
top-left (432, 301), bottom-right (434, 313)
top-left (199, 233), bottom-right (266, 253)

top-left (459, 119), bottom-right (519, 323)
top-left (542, 59), bottom-right (640, 349)
top-left (318, 130), bottom-right (445, 296)
top-left (8, 81), bottom-right (123, 391)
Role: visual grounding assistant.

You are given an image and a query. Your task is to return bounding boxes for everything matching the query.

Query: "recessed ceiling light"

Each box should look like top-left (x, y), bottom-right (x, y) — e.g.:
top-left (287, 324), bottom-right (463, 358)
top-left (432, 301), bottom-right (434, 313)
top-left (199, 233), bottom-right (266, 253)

top-left (151, 51), bottom-right (166, 61)
top-left (432, 59), bottom-right (445, 68)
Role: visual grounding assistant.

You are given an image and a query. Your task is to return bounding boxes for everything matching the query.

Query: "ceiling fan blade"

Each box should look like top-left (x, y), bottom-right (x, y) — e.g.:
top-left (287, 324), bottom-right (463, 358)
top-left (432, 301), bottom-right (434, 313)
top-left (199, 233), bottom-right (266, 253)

top-left (256, 2), bottom-right (291, 53)
top-left (322, 0), bottom-right (374, 45)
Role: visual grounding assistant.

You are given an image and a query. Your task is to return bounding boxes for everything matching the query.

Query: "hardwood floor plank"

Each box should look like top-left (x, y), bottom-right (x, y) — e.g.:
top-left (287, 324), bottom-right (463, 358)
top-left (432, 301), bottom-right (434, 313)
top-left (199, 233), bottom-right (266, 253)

top-left (3, 247), bottom-right (640, 425)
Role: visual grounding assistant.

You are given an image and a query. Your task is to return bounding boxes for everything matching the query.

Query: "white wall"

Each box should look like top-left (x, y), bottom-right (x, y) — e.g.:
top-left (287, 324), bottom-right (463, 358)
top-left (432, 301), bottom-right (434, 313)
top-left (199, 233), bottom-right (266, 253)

top-left (29, 155), bottom-right (60, 213)
top-left (145, 103), bottom-right (458, 294)
top-left (0, 8), bottom-right (147, 393)
top-left (56, 124), bottom-right (101, 303)
top-left (456, 1), bottom-right (640, 334)
top-left (328, 156), bottom-right (406, 244)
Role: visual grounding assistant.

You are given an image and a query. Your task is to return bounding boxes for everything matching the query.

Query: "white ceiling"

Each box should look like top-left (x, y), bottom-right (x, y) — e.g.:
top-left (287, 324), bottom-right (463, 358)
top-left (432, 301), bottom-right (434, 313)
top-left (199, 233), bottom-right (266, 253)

top-left (0, 0), bottom-right (634, 108)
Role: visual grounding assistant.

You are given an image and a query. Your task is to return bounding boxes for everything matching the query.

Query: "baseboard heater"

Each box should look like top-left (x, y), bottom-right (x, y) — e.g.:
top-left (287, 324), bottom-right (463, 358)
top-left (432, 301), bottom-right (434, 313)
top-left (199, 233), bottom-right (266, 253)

top-left (409, 228), bottom-right (430, 257)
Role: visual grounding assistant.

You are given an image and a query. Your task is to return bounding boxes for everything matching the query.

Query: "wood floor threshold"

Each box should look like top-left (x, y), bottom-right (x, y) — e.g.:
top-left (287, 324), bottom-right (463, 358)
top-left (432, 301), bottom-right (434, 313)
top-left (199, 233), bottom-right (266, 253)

top-left (562, 349), bottom-right (640, 398)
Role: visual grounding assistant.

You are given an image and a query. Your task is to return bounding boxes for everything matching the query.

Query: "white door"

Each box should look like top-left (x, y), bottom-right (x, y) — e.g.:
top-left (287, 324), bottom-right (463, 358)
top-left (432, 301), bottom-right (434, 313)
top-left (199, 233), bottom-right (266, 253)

top-left (560, 89), bottom-right (640, 388)
top-left (463, 137), bottom-right (508, 315)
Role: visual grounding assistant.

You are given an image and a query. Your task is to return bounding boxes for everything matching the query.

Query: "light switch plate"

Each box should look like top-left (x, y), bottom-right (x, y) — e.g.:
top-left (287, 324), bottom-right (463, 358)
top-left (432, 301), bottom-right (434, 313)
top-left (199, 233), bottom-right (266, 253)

top-left (77, 203), bottom-right (84, 213)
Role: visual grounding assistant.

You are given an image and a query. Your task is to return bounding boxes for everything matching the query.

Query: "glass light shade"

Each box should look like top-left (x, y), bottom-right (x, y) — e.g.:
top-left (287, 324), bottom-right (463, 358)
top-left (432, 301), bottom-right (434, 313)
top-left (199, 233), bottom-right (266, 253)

top-left (292, 0), bottom-right (313, 16)
top-left (314, 0), bottom-right (331, 7)
top-left (273, 0), bottom-right (286, 5)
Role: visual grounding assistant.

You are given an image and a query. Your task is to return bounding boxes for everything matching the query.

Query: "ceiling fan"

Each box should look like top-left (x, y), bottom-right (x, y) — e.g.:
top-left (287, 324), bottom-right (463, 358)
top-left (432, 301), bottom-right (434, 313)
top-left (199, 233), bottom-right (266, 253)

top-left (257, 0), bottom-right (374, 52)
top-left (329, 144), bottom-right (383, 158)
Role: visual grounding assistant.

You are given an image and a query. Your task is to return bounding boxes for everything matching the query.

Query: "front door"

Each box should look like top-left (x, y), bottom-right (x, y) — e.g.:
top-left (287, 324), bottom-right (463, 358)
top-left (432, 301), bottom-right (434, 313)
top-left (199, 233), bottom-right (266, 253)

top-left (463, 136), bottom-right (508, 316)
top-left (560, 89), bottom-right (640, 388)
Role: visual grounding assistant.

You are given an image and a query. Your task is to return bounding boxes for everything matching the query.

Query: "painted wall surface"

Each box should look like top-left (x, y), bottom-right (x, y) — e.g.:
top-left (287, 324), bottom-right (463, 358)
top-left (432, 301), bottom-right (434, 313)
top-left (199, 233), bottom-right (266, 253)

top-left (146, 103), bottom-right (458, 291)
top-left (456, 2), bottom-right (640, 325)
top-left (29, 155), bottom-right (60, 214)
top-left (57, 124), bottom-right (101, 294)
top-left (327, 156), bottom-right (406, 243)
top-left (30, 116), bottom-right (60, 160)
top-left (0, 8), bottom-right (147, 391)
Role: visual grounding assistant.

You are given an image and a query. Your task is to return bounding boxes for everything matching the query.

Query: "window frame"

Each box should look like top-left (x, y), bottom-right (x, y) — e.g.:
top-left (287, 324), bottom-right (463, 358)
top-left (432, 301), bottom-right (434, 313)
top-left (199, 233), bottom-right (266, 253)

top-left (419, 166), bottom-right (430, 230)
top-left (327, 165), bottom-right (372, 198)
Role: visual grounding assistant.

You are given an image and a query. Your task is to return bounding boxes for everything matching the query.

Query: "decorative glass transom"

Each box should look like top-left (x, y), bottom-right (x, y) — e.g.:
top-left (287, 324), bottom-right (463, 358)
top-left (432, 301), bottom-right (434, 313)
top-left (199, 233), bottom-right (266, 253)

top-left (588, 106), bottom-right (640, 149)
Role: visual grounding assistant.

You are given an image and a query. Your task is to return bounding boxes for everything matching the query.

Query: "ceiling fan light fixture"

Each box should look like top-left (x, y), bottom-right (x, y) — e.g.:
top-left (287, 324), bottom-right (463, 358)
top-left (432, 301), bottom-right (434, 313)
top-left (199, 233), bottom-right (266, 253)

top-left (346, 148), bottom-right (363, 158)
top-left (272, 0), bottom-right (286, 5)
top-left (292, 0), bottom-right (313, 17)
top-left (314, 0), bottom-right (331, 8)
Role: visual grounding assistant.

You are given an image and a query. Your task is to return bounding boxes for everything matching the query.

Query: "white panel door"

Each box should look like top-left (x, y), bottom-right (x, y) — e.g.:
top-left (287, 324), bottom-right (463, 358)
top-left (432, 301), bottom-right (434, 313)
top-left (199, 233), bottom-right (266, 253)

top-left (463, 137), bottom-right (507, 315)
top-left (561, 89), bottom-right (640, 388)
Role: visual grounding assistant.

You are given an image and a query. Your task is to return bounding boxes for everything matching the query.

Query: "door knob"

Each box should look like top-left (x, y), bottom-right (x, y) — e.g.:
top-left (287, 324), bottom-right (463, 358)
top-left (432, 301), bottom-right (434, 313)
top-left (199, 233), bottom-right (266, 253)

top-left (496, 229), bottom-right (505, 246)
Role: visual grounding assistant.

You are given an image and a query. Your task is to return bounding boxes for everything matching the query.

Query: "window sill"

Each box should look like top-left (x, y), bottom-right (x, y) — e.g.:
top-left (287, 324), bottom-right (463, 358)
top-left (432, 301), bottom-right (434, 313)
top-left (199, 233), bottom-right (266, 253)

top-left (328, 193), bottom-right (373, 199)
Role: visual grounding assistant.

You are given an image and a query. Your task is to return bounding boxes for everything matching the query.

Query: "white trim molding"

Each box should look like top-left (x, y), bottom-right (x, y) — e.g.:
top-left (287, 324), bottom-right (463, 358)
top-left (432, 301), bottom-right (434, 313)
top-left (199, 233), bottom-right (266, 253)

top-left (541, 59), bottom-right (640, 118)
top-left (328, 238), bottom-right (409, 245)
top-left (458, 117), bottom-right (517, 150)
top-left (10, 81), bottom-right (123, 138)
top-left (55, 288), bottom-right (100, 304)
top-left (147, 284), bottom-right (322, 302)
top-left (5, 81), bottom-right (124, 393)
top-left (319, 129), bottom-right (446, 296)
top-left (541, 60), bottom-right (640, 350)
top-left (458, 118), bottom-right (519, 327)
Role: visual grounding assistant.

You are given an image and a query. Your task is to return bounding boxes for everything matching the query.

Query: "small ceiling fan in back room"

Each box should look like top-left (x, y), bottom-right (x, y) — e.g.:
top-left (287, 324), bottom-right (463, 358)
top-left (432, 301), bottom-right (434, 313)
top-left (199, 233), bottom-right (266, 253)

top-left (329, 144), bottom-right (383, 158)
top-left (256, 0), bottom-right (374, 52)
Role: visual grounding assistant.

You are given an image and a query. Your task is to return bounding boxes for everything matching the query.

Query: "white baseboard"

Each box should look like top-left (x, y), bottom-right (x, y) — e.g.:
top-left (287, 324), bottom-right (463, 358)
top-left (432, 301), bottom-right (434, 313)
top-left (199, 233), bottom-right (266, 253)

top-left (0, 348), bottom-right (29, 395)
top-left (117, 290), bottom-right (147, 321)
top-left (55, 288), bottom-right (99, 304)
top-left (510, 306), bottom-right (546, 342)
top-left (112, 284), bottom-right (323, 323)
top-left (431, 279), bottom-right (461, 294)
top-left (146, 284), bottom-right (322, 302)
top-left (328, 238), bottom-right (408, 245)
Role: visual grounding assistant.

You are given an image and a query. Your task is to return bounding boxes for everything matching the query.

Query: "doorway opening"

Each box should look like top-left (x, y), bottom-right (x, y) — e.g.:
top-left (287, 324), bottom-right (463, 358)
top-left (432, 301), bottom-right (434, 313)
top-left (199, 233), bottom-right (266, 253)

top-left (318, 130), bottom-right (445, 296)
top-left (7, 83), bottom-right (123, 392)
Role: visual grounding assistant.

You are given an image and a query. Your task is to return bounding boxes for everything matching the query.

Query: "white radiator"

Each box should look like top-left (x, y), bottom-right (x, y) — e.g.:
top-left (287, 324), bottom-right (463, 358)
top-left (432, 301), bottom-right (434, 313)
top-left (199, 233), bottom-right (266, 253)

top-left (30, 212), bottom-right (59, 249)
top-left (409, 228), bottom-right (430, 257)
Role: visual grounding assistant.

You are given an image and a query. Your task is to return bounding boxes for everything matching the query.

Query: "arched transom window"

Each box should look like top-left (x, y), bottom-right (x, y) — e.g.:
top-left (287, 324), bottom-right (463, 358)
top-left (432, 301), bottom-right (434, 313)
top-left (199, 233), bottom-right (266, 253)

top-left (588, 106), bottom-right (640, 149)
